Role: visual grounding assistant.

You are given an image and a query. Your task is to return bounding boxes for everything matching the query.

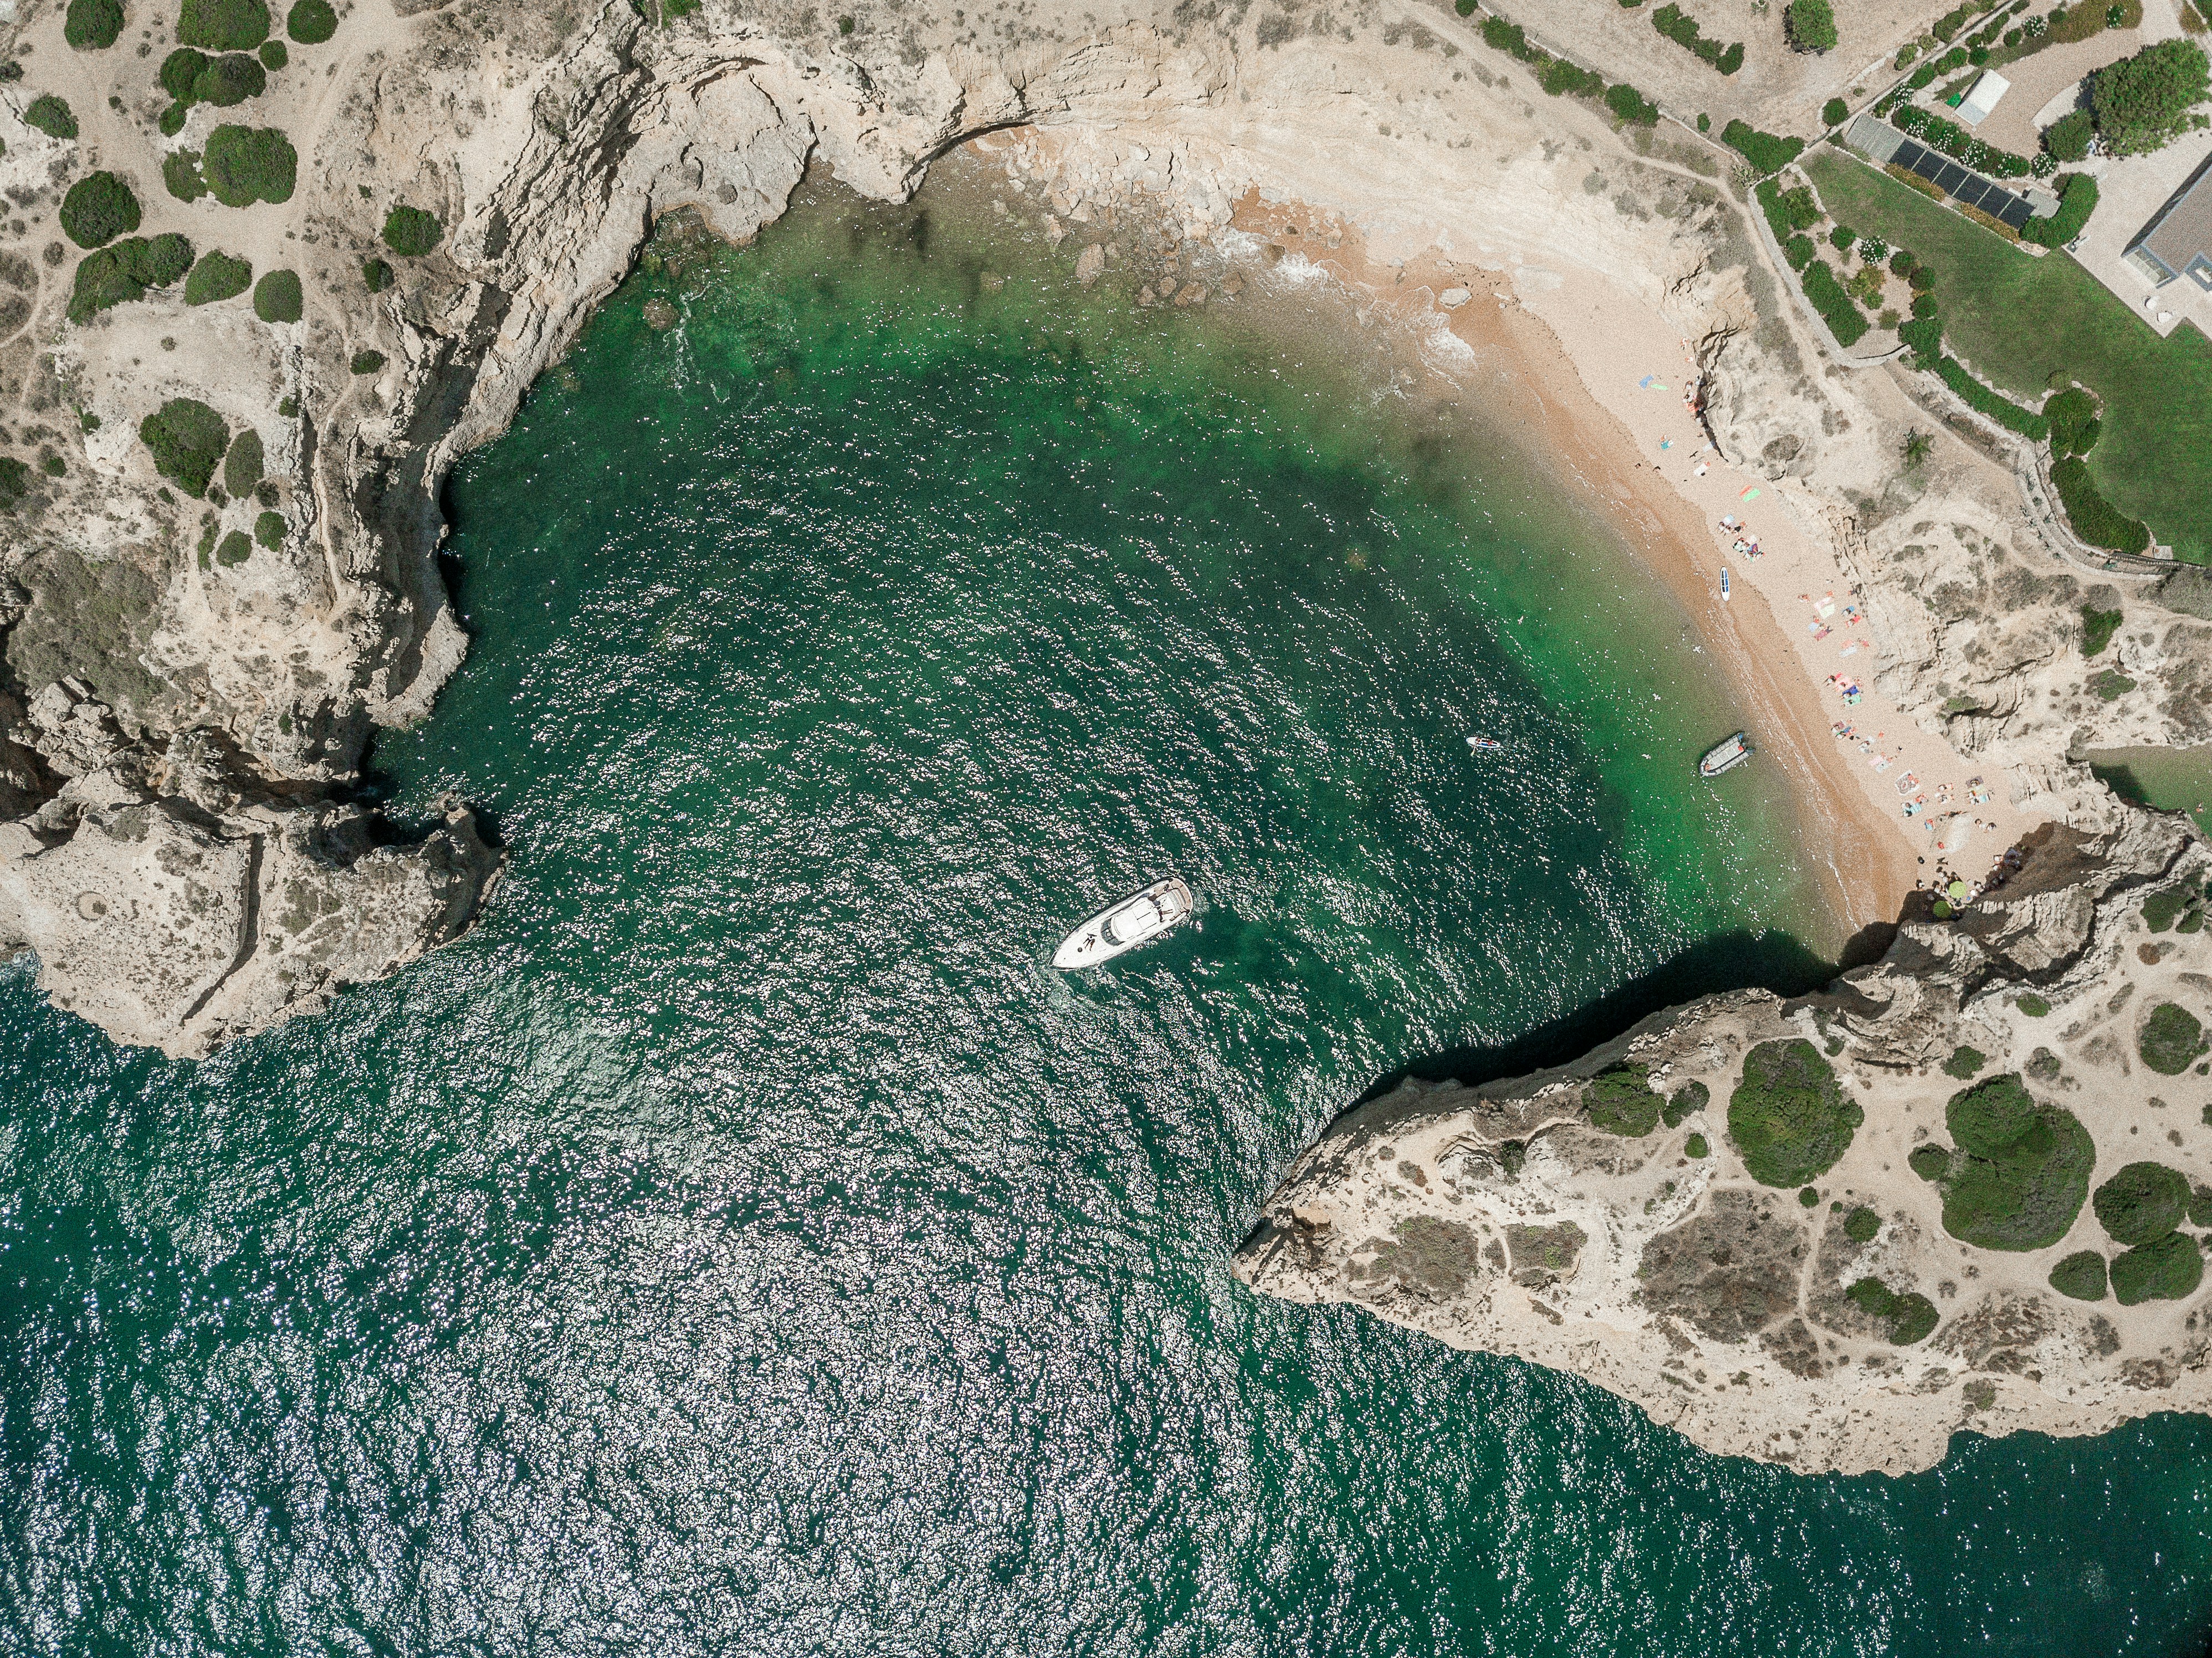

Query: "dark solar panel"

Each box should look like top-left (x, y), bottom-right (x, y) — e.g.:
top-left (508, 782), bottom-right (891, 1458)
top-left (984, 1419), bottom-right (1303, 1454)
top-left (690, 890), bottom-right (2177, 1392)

top-left (1998, 197), bottom-right (2034, 229)
top-left (1909, 149), bottom-right (1945, 181)
top-left (1957, 177), bottom-right (1995, 211)
top-left (1895, 139), bottom-right (1931, 170)
top-left (1934, 161), bottom-right (1973, 195)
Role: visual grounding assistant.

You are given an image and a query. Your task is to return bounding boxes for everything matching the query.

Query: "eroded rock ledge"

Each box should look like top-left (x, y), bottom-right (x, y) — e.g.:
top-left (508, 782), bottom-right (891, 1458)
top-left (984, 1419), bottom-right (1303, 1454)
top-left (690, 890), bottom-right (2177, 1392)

top-left (1237, 809), bottom-right (2212, 1475)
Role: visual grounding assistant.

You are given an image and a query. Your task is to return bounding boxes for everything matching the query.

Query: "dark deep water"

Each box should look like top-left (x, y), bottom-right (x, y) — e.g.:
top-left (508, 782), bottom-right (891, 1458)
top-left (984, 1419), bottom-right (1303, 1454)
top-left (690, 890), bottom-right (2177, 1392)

top-left (7, 174), bottom-right (2212, 1657)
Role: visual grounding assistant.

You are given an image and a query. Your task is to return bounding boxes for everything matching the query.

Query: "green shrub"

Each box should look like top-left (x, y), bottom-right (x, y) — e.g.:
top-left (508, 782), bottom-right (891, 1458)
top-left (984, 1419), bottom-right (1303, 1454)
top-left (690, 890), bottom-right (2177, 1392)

top-left (1540, 57), bottom-right (1606, 99)
top-left (252, 267), bottom-right (302, 323)
top-left (2050, 456), bottom-right (2150, 553)
top-left (0, 456), bottom-right (29, 510)
top-left (259, 40), bottom-right (287, 69)
top-left (1846, 1276), bottom-right (1896, 1316)
top-left (1823, 96), bottom-right (1850, 126)
top-left (214, 529), bottom-right (253, 566)
top-left (1784, 233), bottom-right (1817, 270)
top-left (163, 151), bottom-right (208, 203)
top-left (1831, 223), bottom-right (1857, 250)
top-left (1846, 1278), bottom-right (1937, 1342)
top-left (1480, 16), bottom-right (1541, 62)
top-left (1898, 314), bottom-right (1943, 367)
top-left (2050, 1250), bottom-right (2109, 1300)
top-left (362, 257), bottom-right (393, 292)
top-left (138, 397), bottom-right (228, 497)
top-left (183, 249), bottom-right (252, 305)
top-left (59, 172), bottom-right (141, 249)
top-left (1843, 1205), bottom-right (1881, 1243)
top-left (2021, 173), bottom-right (2100, 247)
top-left (1798, 1185), bottom-right (1820, 1207)
top-left (64, 0), bottom-right (124, 50)
top-left (2111, 1231), bottom-right (2204, 1303)
top-left (253, 509), bottom-right (285, 548)
top-left (162, 45), bottom-right (212, 94)
top-left (23, 95), bottom-right (78, 140)
top-left (2143, 887), bottom-right (2191, 930)
top-left (1909, 1143), bottom-right (1951, 1180)
top-left (1650, 3), bottom-right (1744, 74)
top-left (1799, 258), bottom-right (1870, 347)
top-left (223, 427), bottom-right (262, 497)
top-left (286, 0), bottom-right (337, 43)
top-left (1605, 82), bottom-right (1661, 126)
top-left (1728, 1039), bottom-right (1863, 1187)
top-left (2045, 107), bottom-right (2095, 162)
top-left (180, 0), bottom-right (271, 50)
top-left (1785, 0), bottom-right (1839, 52)
top-left (65, 234), bottom-right (196, 323)
top-left (2140, 1002), bottom-right (2207, 1074)
top-left (1942, 1045), bottom-right (1986, 1080)
top-left (202, 124), bottom-right (296, 206)
top-left (2016, 993), bottom-right (2051, 1017)
top-left (1586, 1066), bottom-right (1663, 1135)
top-left (2191, 1184), bottom-right (2212, 1226)
top-left (1721, 119), bottom-right (1805, 174)
top-left (1936, 357), bottom-right (2050, 438)
top-left (2092, 667), bottom-right (2137, 700)
top-left (1684, 1132), bottom-right (1709, 1158)
top-left (2092, 39), bottom-right (2210, 155)
top-left (350, 348), bottom-right (386, 375)
top-left (160, 102), bottom-right (189, 136)
top-left (191, 51), bottom-right (267, 107)
top-left (1662, 1079), bottom-right (1708, 1128)
top-left (2093, 1160), bottom-right (2190, 1245)
top-left (2047, 388), bottom-right (2103, 457)
top-left (382, 203), bottom-right (443, 257)
top-left (1940, 1077), bottom-right (2095, 1250)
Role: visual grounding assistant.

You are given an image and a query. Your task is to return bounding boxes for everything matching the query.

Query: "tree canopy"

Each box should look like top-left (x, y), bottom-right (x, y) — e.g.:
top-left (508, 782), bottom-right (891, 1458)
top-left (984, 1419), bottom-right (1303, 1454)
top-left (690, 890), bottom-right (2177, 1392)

top-left (2092, 39), bottom-right (2211, 155)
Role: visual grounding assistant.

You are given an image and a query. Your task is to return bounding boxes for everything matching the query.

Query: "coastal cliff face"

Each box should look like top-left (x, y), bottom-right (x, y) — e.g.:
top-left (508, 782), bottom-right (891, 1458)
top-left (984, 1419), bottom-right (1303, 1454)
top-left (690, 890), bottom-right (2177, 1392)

top-left (0, 0), bottom-right (2208, 1035)
top-left (1238, 808), bottom-right (2212, 1474)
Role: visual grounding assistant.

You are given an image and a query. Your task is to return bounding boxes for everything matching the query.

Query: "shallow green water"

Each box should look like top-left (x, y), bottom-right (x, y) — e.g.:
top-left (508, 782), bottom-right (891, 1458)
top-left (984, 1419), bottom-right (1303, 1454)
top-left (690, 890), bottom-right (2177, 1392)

top-left (7, 176), bottom-right (2212, 1656)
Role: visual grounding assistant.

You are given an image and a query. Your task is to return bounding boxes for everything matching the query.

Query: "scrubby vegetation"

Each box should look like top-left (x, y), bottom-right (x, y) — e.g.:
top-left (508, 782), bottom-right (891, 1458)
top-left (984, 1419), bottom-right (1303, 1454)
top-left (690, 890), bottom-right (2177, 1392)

top-left (2143, 882), bottom-right (2199, 931)
top-left (1662, 1079), bottom-right (1708, 1128)
top-left (214, 529), bottom-right (253, 567)
top-left (66, 233), bottom-right (194, 323)
top-left (179, 0), bottom-right (272, 51)
top-left (350, 349), bottom-right (386, 375)
top-left (165, 150), bottom-right (209, 203)
top-left (59, 172), bottom-right (141, 250)
top-left (287, 0), bottom-right (338, 44)
top-left (254, 510), bottom-right (285, 549)
top-left (362, 257), bottom-right (394, 293)
top-left (2016, 992), bottom-right (2052, 1017)
top-left (183, 250), bottom-right (252, 306)
top-left (2052, 454), bottom-right (2152, 553)
top-left (64, 0), bottom-right (124, 50)
top-left (1785, 0), bottom-right (1837, 53)
top-left (252, 268), bottom-right (302, 323)
top-left (1651, 4), bottom-right (1744, 75)
top-left (138, 398), bottom-right (228, 497)
top-left (1585, 1066), bottom-right (1663, 1135)
top-left (1936, 357), bottom-right (2049, 438)
top-left (1843, 1205), bottom-right (1880, 1243)
top-left (1684, 1132), bottom-right (1709, 1158)
top-left (382, 204), bottom-right (443, 257)
top-left (1909, 1143), bottom-right (1950, 1180)
top-left (1936, 1074), bottom-right (2095, 1250)
top-left (203, 125), bottom-right (297, 206)
top-left (259, 40), bottom-right (286, 69)
top-left (1798, 258), bottom-right (1869, 347)
top-left (2045, 108), bottom-right (2094, 162)
top-left (2091, 39), bottom-right (2211, 155)
top-left (24, 95), bottom-right (78, 140)
top-left (2049, 1250), bottom-right (2109, 1300)
top-left (2139, 1001), bottom-right (2208, 1074)
top-left (2111, 1231), bottom-right (2204, 1304)
top-left (2095, 1161), bottom-right (2190, 1246)
top-left (223, 428), bottom-right (262, 498)
top-left (1846, 1277), bottom-right (1939, 1343)
top-left (1942, 1045), bottom-right (1986, 1080)
top-left (2021, 173), bottom-right (2100, 248)
top-left (1823, 96), bottom-right (1850, 126)
top-left (1722, 120), bottom-right (1805, 175)
top-left (2049, 388), bottom-right (2104, 459)
top-left (1728, 1040), bottom-right (1862, 1187)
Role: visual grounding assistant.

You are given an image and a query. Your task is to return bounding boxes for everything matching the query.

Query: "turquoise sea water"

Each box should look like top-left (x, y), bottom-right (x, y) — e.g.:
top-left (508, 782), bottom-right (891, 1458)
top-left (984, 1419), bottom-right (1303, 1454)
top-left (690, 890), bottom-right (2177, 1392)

top-left (7, 174), bottom-right (2212, 1655)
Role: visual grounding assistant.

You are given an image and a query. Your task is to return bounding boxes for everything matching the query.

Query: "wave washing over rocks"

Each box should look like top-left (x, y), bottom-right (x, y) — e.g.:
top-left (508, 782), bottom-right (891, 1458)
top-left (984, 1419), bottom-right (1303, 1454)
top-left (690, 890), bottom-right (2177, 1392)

top-left (6, 0), bottom-right (2212, 1459)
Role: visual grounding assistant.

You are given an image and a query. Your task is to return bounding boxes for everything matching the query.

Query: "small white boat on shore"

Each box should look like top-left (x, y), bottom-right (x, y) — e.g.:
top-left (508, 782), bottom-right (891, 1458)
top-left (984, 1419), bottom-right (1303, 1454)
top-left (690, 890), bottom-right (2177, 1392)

top-left (1699, 731), bottom-right (1753, 777)
top-left (1052, 877), bottom-right (1195, 969)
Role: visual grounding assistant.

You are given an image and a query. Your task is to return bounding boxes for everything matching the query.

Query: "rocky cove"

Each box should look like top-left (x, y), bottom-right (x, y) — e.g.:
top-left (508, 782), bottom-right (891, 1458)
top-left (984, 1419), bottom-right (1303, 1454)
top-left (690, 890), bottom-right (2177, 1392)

top-left (6, 0), bottom-right (2212, 1489)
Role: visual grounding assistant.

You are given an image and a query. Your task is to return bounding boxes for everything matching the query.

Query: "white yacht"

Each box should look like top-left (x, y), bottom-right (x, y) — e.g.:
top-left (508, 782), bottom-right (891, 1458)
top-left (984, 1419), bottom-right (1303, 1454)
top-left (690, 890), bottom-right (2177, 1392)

top-left (1052, 878), bottom-right (1195, 969)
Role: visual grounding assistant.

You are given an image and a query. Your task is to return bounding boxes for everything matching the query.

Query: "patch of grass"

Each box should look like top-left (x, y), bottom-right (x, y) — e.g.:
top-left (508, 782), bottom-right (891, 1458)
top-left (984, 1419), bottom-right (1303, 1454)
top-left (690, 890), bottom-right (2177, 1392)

top-left (2111, 1231), bottom-right (2204, 1303)
top-left (23, 95), bottom-right (78, 140)
top-left (2140, 1001), bottom-right (2208, 1073)
top-left (2049, 1250), bottom-right (2109, 1300)
top-left (382, 203), bottom-right (443, 257)
top-left (287, 0), bottom-right (337, 43)
top-left (1801, 150), bottom-right (2212, 560)
top-left (1728, 1039), bottom-right (1863, 1188)
top-left (1586, 1066), bottom-right (1663, 1136)
top-left (2094, 1160), bottom-right (2189, 1245)
top-left (1939, 1074), bottom-right (2096, 1250)
top-left (1942, 1045), bottom-right (1986, 1079)
top-left (183, 249), bottom-right (252, 305)
top-left (138, 397), bottom-right (228, 497)
top-left (202, 125), bottom-right (296, 206)
top-left (64, 0), bottom-right (124, 50)
top-left (223, 428), bottom-right (262, 498)
top-left (252, 267), bottom-right (302, 323)
top-left (180, 0), bottom-right (272, 51)
top-left (1843, 1205), bottom-right (1881, 1242)
top-left (59, 172), bottom-right (140, 250)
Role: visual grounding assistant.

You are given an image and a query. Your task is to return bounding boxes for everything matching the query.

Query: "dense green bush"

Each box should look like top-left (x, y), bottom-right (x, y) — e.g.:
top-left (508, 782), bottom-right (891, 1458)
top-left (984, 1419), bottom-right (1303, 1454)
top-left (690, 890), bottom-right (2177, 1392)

top-left (1605, 82), bottom-right (1661, 126)
top-left (1936, 357), bottom-right (2050, 438)
top-left (2021, 173), bottom-right (2100, 247)
top-left (191, 51), bottom-right (267, 107)
top-left (214, 529), bottom-right (253, 567)
top-left (2094, 1160), bottom-right (2189, 1245)
top-left (362, 257), bottom-right (394, 293)
top-left (1822, 96), bottom-right (1850, 126)
top-left (183, 250), bottom-right (252, 305)
top-left (2111, 1231), bottom-right (2204, 1303)
top-left (254, 509), bottom-right (285, 548)
top-left (1785, 0), bottom-right (1839, 52)
top-left (350, 348), bottom-right (386, 375)
top-left (59, 172), bottom-right (141, 249)
top-left (1728, 1039), bottom-right (1863, 1187)
top-left (2046, 387), bottom-right (2102, 457)
top-left (1586, 1067), bottom-right (1663, 1135)
top-left (2079, 605), bottom-right (2123, 658)
top-left (2051, 456), bottom-right (2150, 553)
top-left (139, 397), bottom-right (228, 497)
top-left (252, 267), bottom-right (302, 323)
top-left (223, 427), bottom-right (263, 497)
top-left (1843, 1205), bottom-right (1880, 1243)
top-left (2092, 39), bottom-right (2210, 155)
top-left (1898, 314), bottom-right (1943, 367)
top-left (1942, 1045), bottom-right (1986, 1080)
top-left (1540, 57), bottom-right (1605, 99)
top-left (2192, 1184), bottom-right (2212, 1227)
top-left (287, 0), bottom-right (337, 43)
top-left (259, 39), bottom-right (287, 69)
top-left (1684, 1132), bottom-right (1709, 1157)
top-left (1940, 1076), bottom-right (2095, 1250)
top-left (2049, 1250), bottom-right (2109, 1300)
top-left (180, 0), bottom-right (271, 50)
top-left (1845, 1278), bottom-right (1938, 1343)
top-left (2045, 108), bottom-right (2095, 162)
top-left (1830, 223), bottom-right (1856, 250)
top-left (203, 125), bottom-right (296, 206)
top-left (65, 232), bottom-right (194, 322)
top-left (2140, 1002), bottom-right (2208, 1073)
top-left (163, 150), bottom-right (208, 203)
top-left (2143, 885), bottom-right (2194, 930)
top-left (1722, 119), bottom-right (1805, 174)
top-left (1651, 3), bottom-right (1744, 74)
top-left (1784, 233), bottom-right (1817, 270)
top-left (1481, 16), bottom-right (1541, 62)
top-left (1662, 1079), bottom-right (1708, 1128)
top-left (2016, 993), bottom-right (2052, 1017)
top-left (23, 95), bottom-right (78, 140)
top-left (382, 203), bottom-right (443, 257)
top-left (64, 0), bottom-right (124, 49)
top-left (162, 48), bottom-right (210, 98)
top-left (0, 456), bottom-right (29, 510)
top-left (1909, 1143), bottom-right (1950, 1180)
top-left (1799, 258), bottom-right (1870, 347)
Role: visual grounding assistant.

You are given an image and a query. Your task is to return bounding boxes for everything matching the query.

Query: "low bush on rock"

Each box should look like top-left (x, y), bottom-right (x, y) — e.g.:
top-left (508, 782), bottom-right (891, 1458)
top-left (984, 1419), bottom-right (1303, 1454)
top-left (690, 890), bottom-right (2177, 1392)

top-left (362, 257), bottom-right (393, 292)
top-left (139, 397), bottom-right (228, 497)
top-left (180, 0), bottom-right (271, 51)
top-left (183, 250), bottom-right (252, 305)
top-left (1586, 1066), bottom-right (1663, 1136)
top-left (1942, 1045), bottom-right (1985, 1079)
top-left (1846, 1277), bottom-right (1939, 1343)
top-left (64, 0), bottom-right (124, 50)
top-left (2016, 993), bottom-right (2051, 1017)
top-left (2140, 1002), bottom-right (2208, 1074)
top-left (2049, 1250), bottom-right (2109, 1300)
top-left (60, 172), bottom-right (141, 250)
top-left (24, 95), bottom-right (78, 140)
top-left (2112, 1231), bottom-right (2204, 1304)
top-left (1938, 1074), bottom-right (2095, 1250)
top-left (1843, 1205), bottom-right (1881, 1243)
top-left (214, 529), bottom-right (253, 566)
top-left (203, 125), bottom-right (296, 206)
top-left (223, 428), bottom-right (262, 498)
top-left (381, 203), bottom-right (443, 256)
top-left (349, 349), bottom-right (386, 375)
top-left (1662, 1080), bottom-right (1707, 1128)
top-left (1728, 1039), bottom-right (1862, 1187)
top-left (2080, 602), bottom-right (2123, 656)
top-left (2095, 1161), bottom-right (2190, 1245)
top-left (288, 0), bottom-right (338, 43)
top-left (252, 267), bottom-right (302, 323)
top-left (253, 509), bottom-right (285, 548)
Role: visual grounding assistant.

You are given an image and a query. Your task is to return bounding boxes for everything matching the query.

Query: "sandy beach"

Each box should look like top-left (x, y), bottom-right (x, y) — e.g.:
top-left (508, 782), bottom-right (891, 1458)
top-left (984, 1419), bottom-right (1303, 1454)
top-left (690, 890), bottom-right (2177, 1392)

top-left (1224, 195), bottom-right (2043, 941)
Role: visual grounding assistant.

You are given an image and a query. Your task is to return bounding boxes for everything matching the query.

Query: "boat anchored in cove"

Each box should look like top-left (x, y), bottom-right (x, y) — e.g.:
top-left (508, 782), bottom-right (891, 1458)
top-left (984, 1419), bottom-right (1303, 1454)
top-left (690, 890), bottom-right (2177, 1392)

top-left (1053, 878), bottom-right (1196, 969)
top-left (1699, 731), bottom-right (1753, 777)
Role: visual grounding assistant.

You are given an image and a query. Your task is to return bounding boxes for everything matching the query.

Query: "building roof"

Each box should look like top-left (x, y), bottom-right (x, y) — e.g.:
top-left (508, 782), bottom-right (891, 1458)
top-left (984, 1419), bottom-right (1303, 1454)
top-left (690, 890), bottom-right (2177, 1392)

top-left (1959, 70), bottom-right (2010, 126)
top-left (2135, 158), bottom-right (2212, 285)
